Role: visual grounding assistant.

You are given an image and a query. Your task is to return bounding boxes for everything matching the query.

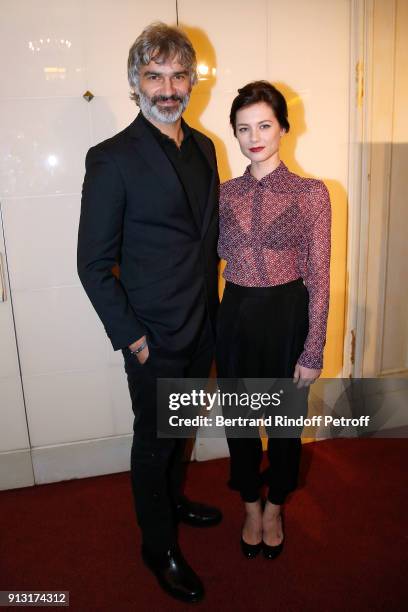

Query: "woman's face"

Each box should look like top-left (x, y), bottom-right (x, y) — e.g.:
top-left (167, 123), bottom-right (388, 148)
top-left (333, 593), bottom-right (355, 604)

top-left (235, 101), bottom-right (284, 164)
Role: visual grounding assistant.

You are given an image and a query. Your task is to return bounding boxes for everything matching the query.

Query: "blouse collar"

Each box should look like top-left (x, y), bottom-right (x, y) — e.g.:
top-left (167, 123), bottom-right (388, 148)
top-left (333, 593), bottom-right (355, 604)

top-left (243, 160), bottom-right (289, 187)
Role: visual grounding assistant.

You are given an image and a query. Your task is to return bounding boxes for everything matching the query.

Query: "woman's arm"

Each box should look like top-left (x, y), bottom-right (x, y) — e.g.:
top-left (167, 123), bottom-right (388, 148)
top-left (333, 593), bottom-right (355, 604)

top-left (295, 181), bottom-right (331, 385)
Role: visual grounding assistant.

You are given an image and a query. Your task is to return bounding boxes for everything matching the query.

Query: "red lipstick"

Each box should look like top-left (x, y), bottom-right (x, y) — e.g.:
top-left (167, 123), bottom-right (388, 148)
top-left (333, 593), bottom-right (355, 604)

top-left (249, 147), bottom-right (265, 152)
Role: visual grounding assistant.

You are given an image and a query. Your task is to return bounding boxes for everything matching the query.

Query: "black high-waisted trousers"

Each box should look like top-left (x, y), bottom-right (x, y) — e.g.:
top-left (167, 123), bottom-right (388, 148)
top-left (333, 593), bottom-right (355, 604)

top-left (216, 278), bottom-right (309, 505)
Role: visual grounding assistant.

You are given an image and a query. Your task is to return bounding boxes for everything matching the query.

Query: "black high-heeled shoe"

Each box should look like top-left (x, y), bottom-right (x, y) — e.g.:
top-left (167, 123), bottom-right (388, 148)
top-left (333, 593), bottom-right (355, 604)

top-left (262, 513), bottom-right (284, 559)
top-left (262, 539), bottom-right (284, 559)
top-left (240, 498), bottom-right (263, 558)
top-left (240, 536), bottom-right (262, 559)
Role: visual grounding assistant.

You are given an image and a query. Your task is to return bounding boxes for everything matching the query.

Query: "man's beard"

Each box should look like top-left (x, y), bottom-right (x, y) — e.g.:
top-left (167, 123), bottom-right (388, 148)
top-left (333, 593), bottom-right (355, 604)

top-left (138, 90), bottom-right (190, 124)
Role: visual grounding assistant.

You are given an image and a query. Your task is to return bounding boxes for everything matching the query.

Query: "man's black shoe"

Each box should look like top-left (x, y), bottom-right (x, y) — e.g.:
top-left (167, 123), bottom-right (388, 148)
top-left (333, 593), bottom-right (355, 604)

top-left (141, 545), bottom-right (204, 603)
top-left (175, 496), bottom-right (222, 527)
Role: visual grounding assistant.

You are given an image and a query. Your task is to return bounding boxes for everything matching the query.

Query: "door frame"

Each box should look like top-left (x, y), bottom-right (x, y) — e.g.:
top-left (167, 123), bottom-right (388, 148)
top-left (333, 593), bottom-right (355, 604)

top-left (344, 0), bottom-right (405, 378)
top-left (343, 0), bottom-right (374, 378)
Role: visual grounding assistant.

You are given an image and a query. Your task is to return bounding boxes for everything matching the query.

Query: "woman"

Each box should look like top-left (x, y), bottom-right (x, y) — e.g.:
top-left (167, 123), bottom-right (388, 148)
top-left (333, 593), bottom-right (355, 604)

top-left (216, 81), bottom-right (331, 559)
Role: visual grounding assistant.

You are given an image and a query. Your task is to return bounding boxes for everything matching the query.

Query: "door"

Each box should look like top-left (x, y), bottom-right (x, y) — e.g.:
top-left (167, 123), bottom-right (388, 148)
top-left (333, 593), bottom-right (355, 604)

top-left (359, 0), bottom-right (408, 378)
top-left (0, 204), bottom-right (33, 489)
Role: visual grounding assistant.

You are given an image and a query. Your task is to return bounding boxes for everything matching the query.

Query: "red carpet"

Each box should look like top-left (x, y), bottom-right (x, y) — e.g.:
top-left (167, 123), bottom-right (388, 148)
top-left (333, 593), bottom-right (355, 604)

top-left (0, 439), bottom-right (406, 611)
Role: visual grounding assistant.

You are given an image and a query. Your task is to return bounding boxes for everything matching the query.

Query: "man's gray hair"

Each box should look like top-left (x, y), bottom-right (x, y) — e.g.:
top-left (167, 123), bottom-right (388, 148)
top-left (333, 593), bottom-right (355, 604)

top-left (128, 22), bottom-right (197, 103)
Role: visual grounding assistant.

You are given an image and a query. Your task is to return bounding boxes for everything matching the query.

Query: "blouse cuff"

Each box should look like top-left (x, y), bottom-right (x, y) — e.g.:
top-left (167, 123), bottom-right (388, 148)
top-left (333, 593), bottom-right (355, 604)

top-left (296, 350), bottom-right (323, 370)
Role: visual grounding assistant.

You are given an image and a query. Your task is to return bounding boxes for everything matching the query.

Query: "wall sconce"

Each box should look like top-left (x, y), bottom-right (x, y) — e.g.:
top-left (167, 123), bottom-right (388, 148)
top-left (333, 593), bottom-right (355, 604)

top-left (197, 63), bottom-right (216, 81)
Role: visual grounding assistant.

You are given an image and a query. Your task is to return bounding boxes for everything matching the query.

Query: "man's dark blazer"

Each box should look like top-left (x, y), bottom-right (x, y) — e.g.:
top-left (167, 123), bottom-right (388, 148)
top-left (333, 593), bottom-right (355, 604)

top-left (77, 112), bottom-right (219, 354)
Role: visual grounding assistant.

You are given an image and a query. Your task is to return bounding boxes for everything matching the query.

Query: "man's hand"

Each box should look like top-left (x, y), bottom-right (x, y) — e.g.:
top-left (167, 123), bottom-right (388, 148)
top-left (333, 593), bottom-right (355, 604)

top-left (129, 335), bottom-right (149, 365)
top-left (293, 363), bottom-right (321, 389)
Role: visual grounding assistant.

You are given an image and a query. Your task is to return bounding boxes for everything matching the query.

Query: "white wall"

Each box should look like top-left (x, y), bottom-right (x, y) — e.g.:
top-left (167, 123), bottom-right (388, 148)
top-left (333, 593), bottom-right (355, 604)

top-left (0, 0), bottom-right (351, 485)
top-left (182, 0), bottom-right (349, 379)
top-left (0, 0), bottom-right (176, 487)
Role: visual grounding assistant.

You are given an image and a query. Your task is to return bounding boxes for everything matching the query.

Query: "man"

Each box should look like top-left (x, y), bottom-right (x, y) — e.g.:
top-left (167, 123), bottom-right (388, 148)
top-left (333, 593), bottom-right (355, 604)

top-left (77, 22), bottom-right (221, 603)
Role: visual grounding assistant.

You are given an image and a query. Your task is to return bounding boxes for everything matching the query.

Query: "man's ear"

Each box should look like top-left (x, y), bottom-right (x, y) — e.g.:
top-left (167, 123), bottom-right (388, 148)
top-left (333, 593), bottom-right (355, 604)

top-left (131, 85), bottom-right (140, 103)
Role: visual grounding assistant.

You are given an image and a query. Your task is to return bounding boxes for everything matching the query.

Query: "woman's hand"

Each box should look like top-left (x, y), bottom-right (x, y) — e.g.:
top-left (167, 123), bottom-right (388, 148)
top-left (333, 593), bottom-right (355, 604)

top-left (293, 363), bottom-right (321, 388)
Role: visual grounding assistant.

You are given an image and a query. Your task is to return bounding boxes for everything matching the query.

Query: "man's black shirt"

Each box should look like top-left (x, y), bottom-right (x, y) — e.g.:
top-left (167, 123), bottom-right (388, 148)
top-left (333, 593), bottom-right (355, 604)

top-left (140, 113), bottom-right (211, 223)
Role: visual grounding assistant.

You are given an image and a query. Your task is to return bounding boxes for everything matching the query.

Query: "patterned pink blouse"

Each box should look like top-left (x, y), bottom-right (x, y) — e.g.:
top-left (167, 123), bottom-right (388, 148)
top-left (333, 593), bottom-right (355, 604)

top-left (218, 161), bottom-right (331, 369)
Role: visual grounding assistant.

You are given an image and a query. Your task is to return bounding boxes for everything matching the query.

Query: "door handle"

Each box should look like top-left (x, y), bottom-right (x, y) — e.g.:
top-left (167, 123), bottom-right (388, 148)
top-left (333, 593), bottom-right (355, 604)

top-left (0, 252), bottom-right (6, 302)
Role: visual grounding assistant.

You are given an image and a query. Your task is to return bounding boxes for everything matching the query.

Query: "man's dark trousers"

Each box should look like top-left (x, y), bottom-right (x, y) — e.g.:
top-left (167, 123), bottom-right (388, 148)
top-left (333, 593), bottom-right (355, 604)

top-left (123, 317), bottom-right (214, 554)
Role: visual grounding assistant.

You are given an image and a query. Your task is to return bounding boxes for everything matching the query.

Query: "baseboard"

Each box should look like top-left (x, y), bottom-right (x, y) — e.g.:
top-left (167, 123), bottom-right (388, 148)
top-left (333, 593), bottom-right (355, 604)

top-left (193, 433), bottom-right (230, 461)
top-left (0, 449), bottom-right (35, 490)
top-left (1, 433), bottom-right (229, 490)
top-left (31, 434), bottom-right (133, 485)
